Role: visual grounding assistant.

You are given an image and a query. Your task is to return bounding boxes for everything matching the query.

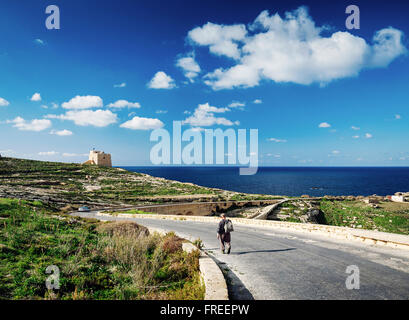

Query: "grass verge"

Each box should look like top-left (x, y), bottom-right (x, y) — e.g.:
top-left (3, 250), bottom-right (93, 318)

top-left (0, 198), bottom-right (204, 300)
top-left (320, 199), bottom-right (409, 235)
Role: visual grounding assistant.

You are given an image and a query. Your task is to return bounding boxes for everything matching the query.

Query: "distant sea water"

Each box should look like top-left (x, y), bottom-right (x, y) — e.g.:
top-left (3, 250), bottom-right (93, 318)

top-left (120, 166), bottom-right (409, 197)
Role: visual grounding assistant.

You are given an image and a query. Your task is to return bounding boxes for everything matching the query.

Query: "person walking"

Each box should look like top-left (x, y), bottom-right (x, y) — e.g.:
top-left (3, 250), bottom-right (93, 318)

top-left (217, 213), bottom-right (233, 254)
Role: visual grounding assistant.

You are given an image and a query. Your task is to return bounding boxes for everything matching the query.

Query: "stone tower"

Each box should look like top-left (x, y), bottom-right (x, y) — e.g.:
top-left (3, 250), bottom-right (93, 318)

top-left (83, 150), bottom-right (112, 167)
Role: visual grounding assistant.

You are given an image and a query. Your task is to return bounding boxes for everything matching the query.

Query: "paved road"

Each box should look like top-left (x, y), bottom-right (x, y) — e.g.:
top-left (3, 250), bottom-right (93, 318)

top-left (74, 211), bottom-right (409, 300)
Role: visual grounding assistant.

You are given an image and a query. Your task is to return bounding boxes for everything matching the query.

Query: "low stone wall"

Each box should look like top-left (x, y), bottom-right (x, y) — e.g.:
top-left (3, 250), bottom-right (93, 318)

top-left (253, 199), bottom-right (288, 220)
top-left (102, 212), bottom-right (409, 251)
top-left (120, 200), bottom-right (279, 217)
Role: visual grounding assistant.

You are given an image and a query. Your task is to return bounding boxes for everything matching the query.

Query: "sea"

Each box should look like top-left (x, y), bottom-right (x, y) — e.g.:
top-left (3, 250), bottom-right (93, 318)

top-left (120, 166), bottom-right (409, 197)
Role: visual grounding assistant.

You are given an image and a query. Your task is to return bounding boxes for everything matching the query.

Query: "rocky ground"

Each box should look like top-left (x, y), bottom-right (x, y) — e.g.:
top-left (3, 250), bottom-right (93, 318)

top-left (267, 198), bottom-right (409, 235)
top-left (0, 157), bottom-right (239, 209)
top-left (268, 199), bottom-right (326, 223)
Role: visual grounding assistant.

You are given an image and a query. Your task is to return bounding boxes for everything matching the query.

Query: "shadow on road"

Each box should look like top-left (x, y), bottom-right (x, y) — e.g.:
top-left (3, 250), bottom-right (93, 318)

top-left (205, 251), bottom-right (255, 300)
top-left (233, 248), bottom-right (296, 255)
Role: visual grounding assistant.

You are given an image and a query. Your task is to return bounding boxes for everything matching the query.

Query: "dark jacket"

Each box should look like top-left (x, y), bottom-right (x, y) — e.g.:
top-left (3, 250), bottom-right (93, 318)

top-left (217, 219), bottom-right (227, 234)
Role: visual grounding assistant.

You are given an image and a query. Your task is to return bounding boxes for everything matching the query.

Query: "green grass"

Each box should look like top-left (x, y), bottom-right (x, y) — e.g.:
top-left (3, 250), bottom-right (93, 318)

top-left (229, 194), bottom-right (283, 201)
top-left (320, 200), bottom-right (409, 235)
top-left (0, 198), bottom-right (204, 300)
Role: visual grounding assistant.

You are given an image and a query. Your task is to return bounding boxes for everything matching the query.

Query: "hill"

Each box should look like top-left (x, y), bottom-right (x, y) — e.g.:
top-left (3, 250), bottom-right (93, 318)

top-left (0, 157), bottom-right (234, 209)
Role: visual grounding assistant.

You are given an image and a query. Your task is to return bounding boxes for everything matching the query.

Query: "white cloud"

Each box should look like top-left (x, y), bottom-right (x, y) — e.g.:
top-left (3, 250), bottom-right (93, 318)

top-left (0, 97), bottom-right (10, 106)
top-left (365, 133), bottom-right (373, 139)
top-left (50, 129), bottom-right (73, 136)
top-left (148, 71), bottom-right (176, 89)
top-left (188, 22), bottom-right (247, 59)
top-left (268, 138), bottom-right (287, 143)
top-left (351, 126), bottom-right (360, 130)
top-left (156, 110), bottom-right (168, 114)
top-left (318, 122), bottom-right (331, 128)
top-left (395, 114), bottom-right (401, 119)
top-left (352, 135), bottom-right (360, 139)
top-left (48, 110), bottom-right (117, 127)
top-left (30, 93), bottom-right (42, 102)
top-left (107, 100), bottom-right (141, 109)
top-left (38, 151), bottom-right (58, 156)
top-left (7, 117), bottom-right (51, 131)
top-left (120, 116), bottom-right (164, 130)
top-left (176, 54), bottom-right (201, 82)
top-left (62, 95), bottom-right (103, 109)
top-left (228, 101), bottom-right (245, 108)
top-left (183, 110), bottom-right (191, 114)
top-left (192, 7), bottom-right (406, 90)
top-left (114, 82), bottom-right (126, 88)
top-left (253, 99), bottom-right (262, 104)
top-left (182, 103), bottom-right (238, 127)
top-left (332, 150), bottom-right (340, 154)
top-left (0, 149), bottom-right (16, 156)
top-left (34, 39), bottom-right (45, 45)
top-left (369, 27), bottom-right (407, 68)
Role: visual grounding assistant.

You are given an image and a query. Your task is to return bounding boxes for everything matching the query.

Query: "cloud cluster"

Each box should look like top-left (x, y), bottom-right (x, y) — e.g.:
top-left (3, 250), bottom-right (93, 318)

top-left (50, 129), bottom-right (73, 136)
top-left (120, 116), bottom-right (164, 130)
top-left (228, 101), bottom-right (245, 108)
top-left (318, 122), bottom-right (331, 128)
top-left (7, 117), bottom-right (51, 131)
top-left (188, 7), bottom-right (406, 90)
top-left (182, 102), bottom-right (239, 127)
top-left (107, 100), bottom-right (141, 109)
top-left (48, 110), bottom-right (117, 127)
top-left (176, 54), bottom-right (201, 82)
top-left (0, 97), bottom-right (9, 106)
top-left (62, 95), bottom-right (103, 109)
top-left (34, 39), bottom-right (45, 46)
top-left (148, 71), bottom-right (176, 89)
top-left (30, 93), bottom-right (42, 102)
top-left (188, 22), bottom-right (247, 59)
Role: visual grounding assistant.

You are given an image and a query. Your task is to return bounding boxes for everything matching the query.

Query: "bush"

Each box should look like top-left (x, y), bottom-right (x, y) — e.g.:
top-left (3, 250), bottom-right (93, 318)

top-left (96, 221), bottom-right (150, 239)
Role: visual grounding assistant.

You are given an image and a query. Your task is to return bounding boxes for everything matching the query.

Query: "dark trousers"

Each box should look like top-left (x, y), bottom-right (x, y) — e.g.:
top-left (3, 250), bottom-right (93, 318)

top-left (218, 232), bottom-right (231, 252)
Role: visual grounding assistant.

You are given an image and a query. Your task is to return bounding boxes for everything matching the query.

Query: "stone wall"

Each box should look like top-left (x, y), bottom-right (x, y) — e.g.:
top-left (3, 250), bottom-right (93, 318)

top-left (129, 200), bottom-right (279, 216)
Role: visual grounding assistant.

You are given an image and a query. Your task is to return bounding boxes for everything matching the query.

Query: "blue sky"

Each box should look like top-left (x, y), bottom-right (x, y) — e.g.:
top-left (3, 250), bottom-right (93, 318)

top-left (0, 0), bottom-right (408, 166)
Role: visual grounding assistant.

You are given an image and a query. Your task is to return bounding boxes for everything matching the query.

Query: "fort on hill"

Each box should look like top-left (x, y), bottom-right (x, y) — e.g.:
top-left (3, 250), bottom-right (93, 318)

top-left (83, 150), bottom-right (112, 167)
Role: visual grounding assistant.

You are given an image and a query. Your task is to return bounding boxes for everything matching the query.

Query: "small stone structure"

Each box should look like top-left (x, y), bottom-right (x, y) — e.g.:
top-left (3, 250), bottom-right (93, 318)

top-left (391, 192), bottom-right (408, 203)
top-left (83, 150), bottom-right (112, 167)
top-left (363, 197), bottom-right (380, 204)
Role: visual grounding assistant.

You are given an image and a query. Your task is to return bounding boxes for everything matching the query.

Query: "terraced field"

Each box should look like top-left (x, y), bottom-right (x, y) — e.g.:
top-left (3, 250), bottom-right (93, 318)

top-left (0, 157), bottom-right (232, 209)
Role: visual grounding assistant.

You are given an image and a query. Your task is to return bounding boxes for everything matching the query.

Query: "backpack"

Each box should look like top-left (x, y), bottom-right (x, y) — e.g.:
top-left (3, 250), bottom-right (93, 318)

top-left (224, 219), bottom-right (234, 232)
